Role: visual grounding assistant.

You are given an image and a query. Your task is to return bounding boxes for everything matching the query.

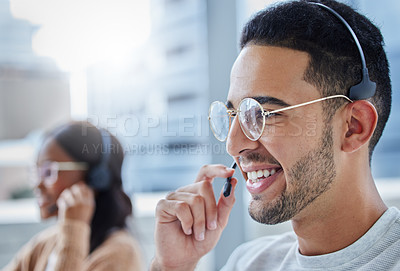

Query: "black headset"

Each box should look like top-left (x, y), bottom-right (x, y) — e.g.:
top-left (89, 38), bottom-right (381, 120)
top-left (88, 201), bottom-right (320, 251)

top-left (311, 2), bottom-right (376, 100)
top-left (87, 129), bottom-right (112, 190)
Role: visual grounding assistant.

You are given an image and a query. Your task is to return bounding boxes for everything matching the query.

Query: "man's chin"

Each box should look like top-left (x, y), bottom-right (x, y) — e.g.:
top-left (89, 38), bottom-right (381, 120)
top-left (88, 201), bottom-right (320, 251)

top-left (248, 196), bottom-right (293, 225)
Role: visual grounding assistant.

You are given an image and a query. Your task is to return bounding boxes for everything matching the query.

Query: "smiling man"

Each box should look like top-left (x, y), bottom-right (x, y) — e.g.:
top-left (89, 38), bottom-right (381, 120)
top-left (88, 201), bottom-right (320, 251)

top-left (150, 0), bottom-right (400, 270)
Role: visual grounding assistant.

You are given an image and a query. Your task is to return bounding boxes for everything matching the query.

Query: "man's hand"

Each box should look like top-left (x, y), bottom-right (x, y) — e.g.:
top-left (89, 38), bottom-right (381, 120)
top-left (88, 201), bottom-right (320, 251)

top-left (57, 182), bottom-right (95, 225)
top-left (151, 164), bottom-right (238, 271)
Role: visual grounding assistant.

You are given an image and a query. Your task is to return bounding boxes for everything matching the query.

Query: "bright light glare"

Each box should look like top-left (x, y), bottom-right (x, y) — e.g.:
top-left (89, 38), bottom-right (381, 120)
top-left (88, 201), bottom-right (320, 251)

top-left (69, 70), bottom-right (88, 119)
top-left (10, 0), bottom-right (151, 119)
top-left (10, 0), bottom-right (151, 71)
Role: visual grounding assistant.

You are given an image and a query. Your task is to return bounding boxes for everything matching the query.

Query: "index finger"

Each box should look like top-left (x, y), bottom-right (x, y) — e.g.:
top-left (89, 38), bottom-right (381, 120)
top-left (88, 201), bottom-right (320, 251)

top-left (71, 182), bottom-right (94, 201)
top-left (195, 164), bottom-right (235, 183)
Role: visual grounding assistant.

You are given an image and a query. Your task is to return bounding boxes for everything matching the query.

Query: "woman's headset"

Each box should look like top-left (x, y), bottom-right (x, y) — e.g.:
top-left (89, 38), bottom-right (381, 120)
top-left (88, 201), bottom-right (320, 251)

top-left (87, 129), bottom-right (112, 191)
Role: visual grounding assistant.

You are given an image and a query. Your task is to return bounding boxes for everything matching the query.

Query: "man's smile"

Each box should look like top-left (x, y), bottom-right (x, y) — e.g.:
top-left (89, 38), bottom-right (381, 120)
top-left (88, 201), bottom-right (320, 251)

top-left (246, 167), bottom-right (279, 183)
top-left (241, 164), bottom-right (284, 194)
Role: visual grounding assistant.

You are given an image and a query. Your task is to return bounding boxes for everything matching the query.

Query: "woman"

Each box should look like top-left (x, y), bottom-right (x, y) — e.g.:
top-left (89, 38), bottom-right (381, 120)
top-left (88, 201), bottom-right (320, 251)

top-left (4, 121), bottom-right (143, 270)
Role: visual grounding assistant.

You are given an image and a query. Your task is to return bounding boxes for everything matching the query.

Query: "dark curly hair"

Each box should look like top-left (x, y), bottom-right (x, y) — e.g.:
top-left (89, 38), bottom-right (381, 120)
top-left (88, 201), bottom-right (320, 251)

top-left (240, 0), bottom-right (391, 158)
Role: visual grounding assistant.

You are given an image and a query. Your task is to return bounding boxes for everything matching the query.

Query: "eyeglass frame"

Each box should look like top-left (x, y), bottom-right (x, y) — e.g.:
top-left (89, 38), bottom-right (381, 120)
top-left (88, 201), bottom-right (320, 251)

top-left (32, 161), bottom-right (89, 186)
top-left (208, 94), bottom-right (353, 142)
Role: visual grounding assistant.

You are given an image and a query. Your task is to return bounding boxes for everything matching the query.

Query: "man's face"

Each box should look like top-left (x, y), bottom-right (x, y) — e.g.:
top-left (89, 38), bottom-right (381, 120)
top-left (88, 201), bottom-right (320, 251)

top-left (226, 45), bottom-right (337, 224)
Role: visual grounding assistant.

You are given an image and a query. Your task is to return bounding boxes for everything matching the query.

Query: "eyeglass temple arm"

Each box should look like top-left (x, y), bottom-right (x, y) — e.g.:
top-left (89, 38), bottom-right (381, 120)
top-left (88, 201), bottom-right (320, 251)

top-left (57, 162), bottom-right (89, 170)
top-left (265, 95), bottom-right (353, 116)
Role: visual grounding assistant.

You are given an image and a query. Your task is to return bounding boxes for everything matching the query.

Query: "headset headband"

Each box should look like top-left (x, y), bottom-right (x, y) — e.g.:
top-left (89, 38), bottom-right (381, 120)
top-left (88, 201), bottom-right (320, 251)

top-left (310, 2), bottom-right (376, 100)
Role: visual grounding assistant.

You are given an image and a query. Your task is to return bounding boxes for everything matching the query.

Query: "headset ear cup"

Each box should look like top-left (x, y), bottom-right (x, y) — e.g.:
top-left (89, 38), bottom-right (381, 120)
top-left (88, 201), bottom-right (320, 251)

top-left (86, 129), bottom-right (112, 191)
top-left (87, 166), bottom-right (111, 191)
top-left (349, 68), bottom-right (377, 100)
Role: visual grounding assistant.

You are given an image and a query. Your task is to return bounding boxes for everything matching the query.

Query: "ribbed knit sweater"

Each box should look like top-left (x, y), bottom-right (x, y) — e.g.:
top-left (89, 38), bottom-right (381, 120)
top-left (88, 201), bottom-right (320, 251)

top-left (2, 219), bottom-right (144, 271)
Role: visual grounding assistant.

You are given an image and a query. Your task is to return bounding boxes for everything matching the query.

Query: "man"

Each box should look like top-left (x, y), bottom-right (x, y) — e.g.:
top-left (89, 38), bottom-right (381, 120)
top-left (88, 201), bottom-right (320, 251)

top-left (151, 0), bottom-right (399, 270)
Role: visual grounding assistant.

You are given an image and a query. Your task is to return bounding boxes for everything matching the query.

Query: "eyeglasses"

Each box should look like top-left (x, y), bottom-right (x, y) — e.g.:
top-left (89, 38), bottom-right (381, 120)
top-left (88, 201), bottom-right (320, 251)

top-left (208, 94), bottom-right (353, 142)
top-left (32, 161), bottom-right (89, 186)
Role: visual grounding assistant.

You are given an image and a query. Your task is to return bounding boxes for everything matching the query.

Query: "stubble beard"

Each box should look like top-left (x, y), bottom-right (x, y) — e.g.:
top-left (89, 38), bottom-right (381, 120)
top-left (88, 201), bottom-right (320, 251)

top-left (248, 123), bottom-right (336, 225)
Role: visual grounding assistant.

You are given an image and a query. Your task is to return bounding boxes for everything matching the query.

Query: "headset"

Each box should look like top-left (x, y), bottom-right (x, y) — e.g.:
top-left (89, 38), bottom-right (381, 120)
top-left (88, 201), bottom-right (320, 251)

top-left (87, 128), bottom-right (112, 190)
top-left (310, 2), bottom-right (376, 100)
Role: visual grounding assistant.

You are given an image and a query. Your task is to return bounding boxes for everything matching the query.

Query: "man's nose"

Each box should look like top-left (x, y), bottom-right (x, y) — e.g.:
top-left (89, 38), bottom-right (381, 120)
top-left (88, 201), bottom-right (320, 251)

top-left (226, 116), bottom-right (259, 157)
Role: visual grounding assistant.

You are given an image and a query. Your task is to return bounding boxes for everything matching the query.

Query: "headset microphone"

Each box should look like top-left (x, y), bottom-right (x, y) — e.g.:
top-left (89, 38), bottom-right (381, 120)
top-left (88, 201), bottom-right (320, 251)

top-left (311, 2), bottom-right (376, 100)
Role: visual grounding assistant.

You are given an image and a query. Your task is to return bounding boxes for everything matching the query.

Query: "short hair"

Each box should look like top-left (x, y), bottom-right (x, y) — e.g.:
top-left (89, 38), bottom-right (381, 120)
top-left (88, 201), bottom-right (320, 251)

top-left (240, 0), bottom-right (391, 157)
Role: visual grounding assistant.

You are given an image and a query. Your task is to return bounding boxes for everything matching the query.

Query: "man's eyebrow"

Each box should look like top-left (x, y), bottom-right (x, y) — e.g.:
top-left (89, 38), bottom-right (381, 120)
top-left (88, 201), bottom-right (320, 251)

top-left (252, 96), bottom-right (291, 107)
top-left (226, 96), bottom-right (290, 109)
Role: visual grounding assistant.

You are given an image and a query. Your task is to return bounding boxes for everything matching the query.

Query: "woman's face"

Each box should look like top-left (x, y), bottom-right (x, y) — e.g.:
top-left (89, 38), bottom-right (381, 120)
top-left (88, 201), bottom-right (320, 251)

top-left (35, 138), bottom-right (86, 219)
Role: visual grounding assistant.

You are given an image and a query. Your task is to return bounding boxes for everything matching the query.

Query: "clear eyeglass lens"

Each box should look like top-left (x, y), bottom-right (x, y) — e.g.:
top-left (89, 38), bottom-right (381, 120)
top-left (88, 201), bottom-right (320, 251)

top-left (35, 162), bottom-right (58, 186)
top-left (209, 101), bottom-right (230, 142)
top-left (238, 98), bottom-right (265, 141)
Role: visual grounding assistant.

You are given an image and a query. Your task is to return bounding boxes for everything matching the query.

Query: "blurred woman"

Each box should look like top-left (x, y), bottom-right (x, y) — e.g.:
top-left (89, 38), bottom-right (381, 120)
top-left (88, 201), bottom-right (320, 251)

top-left (3, 121), bottom-right (143, 270)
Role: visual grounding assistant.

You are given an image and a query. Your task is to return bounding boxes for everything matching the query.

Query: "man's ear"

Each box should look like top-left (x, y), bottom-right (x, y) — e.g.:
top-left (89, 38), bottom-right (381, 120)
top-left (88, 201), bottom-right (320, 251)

top-left (342, 101), bottom-right (378, 153)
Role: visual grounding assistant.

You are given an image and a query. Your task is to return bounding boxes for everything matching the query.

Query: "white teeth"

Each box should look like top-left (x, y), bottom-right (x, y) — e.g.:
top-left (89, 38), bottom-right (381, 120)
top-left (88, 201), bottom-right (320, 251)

top-left (247, 168), bottom-right (279, 183)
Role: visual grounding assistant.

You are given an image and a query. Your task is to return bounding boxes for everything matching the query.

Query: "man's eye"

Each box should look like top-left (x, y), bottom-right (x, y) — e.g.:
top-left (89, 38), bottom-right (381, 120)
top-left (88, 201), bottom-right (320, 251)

top-left (265, 112), bottom-right (283, 124)
top-left (267, 112), bottom-right (282, 117)
top-left (44, 168), bottom-right (52, 177)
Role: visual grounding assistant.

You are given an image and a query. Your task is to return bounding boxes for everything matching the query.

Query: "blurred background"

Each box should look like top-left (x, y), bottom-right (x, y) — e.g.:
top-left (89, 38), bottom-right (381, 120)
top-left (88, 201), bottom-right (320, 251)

top-left (0, 0), bottom-right (399, 269)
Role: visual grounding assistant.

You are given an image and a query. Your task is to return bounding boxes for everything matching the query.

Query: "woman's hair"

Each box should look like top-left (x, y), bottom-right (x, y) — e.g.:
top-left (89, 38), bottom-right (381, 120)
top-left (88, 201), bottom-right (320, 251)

top-left (45, 121), bottom-right (132, 252)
